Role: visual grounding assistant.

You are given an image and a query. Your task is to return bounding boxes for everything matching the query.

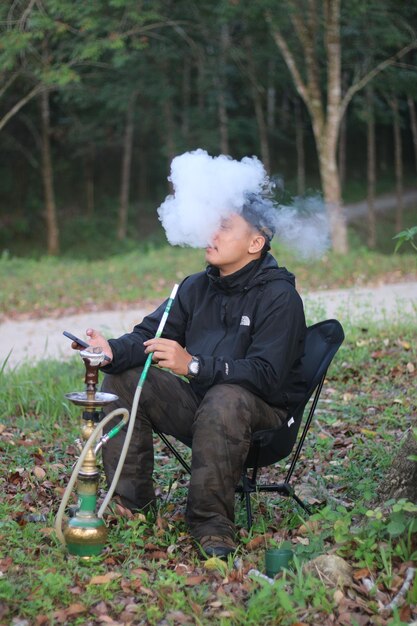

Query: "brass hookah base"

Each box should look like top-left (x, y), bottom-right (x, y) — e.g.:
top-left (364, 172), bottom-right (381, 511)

top-left (63, 349), bottom-right (118, 557)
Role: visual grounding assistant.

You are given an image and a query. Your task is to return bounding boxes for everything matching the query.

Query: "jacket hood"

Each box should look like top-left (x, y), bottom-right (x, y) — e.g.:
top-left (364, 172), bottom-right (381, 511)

top-left (206, 253), bottom-right (296, 294)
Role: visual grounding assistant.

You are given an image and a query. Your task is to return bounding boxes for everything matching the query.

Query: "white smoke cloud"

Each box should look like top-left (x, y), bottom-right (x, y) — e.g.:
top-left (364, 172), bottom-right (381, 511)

top-left (157, 149), bottom-right (267, 248)
top-left (275, 196), bottom-right (330, 260)
top-left (157, 149), bottom-right (330, 259)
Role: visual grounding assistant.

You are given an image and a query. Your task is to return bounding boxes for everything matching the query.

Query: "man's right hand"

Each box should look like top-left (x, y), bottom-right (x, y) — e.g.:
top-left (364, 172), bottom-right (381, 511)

top-left (71, 328), bottom-right (113, 365)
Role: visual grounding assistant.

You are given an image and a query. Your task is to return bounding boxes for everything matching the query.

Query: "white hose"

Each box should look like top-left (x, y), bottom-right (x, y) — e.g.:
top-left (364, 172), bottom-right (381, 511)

top-left (55, 283), bottom-right (179, 544)
top-left (97, 282), bottom-right (179, 517)
top-left (96, 379), bottom-right (144, 517)
top-left (54, 407), bottom-right (129, 545)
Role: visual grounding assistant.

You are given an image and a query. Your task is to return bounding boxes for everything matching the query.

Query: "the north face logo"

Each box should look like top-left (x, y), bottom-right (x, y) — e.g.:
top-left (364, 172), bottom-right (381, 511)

top-left (240, 315), bottom-right (251, 326)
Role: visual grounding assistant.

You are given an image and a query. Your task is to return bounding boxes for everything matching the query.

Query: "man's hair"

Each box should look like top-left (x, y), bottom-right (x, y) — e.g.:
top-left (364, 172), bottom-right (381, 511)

top-left (241, 193), bottom-right (276, 253)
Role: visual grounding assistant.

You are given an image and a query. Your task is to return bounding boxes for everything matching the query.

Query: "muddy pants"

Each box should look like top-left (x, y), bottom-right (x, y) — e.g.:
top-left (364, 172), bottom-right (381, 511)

top-left (101, 366), bottom-right (286, 540)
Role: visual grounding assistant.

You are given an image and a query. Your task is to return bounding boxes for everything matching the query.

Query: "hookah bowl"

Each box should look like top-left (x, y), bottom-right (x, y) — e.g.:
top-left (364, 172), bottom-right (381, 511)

top-left (63, 348), bottom-right (117, 557)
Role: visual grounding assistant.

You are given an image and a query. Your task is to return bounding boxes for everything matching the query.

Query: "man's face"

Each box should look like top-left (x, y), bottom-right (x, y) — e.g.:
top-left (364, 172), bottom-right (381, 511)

top-left (205, 213), bottom-right (264, 276)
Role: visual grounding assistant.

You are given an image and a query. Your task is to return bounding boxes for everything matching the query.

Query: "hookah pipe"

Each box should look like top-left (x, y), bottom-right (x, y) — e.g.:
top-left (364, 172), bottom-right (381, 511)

top-left (55, 283), bottom-right (179, 557)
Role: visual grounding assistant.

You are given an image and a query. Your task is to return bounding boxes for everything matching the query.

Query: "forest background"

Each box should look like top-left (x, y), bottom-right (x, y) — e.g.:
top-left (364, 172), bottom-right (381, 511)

top-left (1, 0), bottom-right (417, 260)
top-left (1, 2), bottom-right (417, 624)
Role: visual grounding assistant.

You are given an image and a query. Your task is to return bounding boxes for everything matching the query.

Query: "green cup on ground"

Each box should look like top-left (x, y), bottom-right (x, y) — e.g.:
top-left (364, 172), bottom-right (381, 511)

top-left (265, 547), bottom-right (294, 577)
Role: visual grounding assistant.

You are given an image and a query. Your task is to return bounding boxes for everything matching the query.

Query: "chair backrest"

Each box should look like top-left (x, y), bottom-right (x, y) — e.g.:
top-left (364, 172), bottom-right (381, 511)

top-left (246, 319), bottom-right (345, 467)
top-left (300, 319), bottom-right (345, 399)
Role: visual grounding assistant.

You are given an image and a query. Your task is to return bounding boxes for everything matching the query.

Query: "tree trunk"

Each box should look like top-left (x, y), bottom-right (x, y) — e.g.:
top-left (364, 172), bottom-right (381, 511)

top-left (380, 129), bottom-right (388, 173)
top-left (85, 143), bottom-right (95, 217)
top-left (253, 92), bottom-right (270, 174)
top-left (366, 85), bottom-right (376, 249)
top-left (407, 95), bottom-right (417, 174)
top-left (321, 0), bottom-right (348, 253)
top-left (216, 23), bottom-right (230, 155)
top-left (267, 0), bottom-right (349, 253)
top-left (181, 56), bottom-right (191, 143)
top-left (309, 94), bottom-right (347, 253)
top-left (317, 137), bottom-right (348, 254)
top-left (245, 36), bottom-right (270, 173)
top-left (267, 58), bottom-right (276, 133)
top-left (337, 72), bottom-right (348, 191)
top-left (40, 89), bottom-right (59, 255)
top-left (389, 96), bottom-right (403, 232)
top-left (294, 97), bottom-right (305, 196)
top-left (280, 90), bottom-right (291, 134)
top-left (338, 108), bottom-right (347, 191)
top-left (117, 92), bottom-right (137, 241)
top-left (163, 97), bottom-right (176, 174)
top-left (377, 429), bottom-right (417, 504)
top-left (137, 141), bottom-right (148, 236)
top-left (197, 53), bottom-right (205, 116)
top-left (217, 87), bottom-right (229, 155)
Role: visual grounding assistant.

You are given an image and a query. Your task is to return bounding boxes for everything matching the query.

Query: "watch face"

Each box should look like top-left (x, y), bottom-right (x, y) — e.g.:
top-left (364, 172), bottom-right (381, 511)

top-left (189, 358), bottom-right (199, 375)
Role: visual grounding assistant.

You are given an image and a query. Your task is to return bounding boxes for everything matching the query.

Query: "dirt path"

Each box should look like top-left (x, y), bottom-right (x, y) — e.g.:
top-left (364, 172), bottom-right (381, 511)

top-left (345, 189), bottom-right (417, 221)
top-left (1, 281), bottom-right (416, 370)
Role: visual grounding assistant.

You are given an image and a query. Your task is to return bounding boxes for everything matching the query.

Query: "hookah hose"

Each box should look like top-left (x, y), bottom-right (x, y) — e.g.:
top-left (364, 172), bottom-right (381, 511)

top-left (55, 283), bottom-right (179, 545)
top-left (54, 406), bottom-right (129, 545)
top-left (96, 282), bottom-right (179, 517)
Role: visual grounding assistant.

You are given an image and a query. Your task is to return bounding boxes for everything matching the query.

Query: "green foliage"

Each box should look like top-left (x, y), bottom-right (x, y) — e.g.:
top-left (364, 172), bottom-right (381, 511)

top-left (366, 500), bottom-right (417, 540)
top-left (394, 226), bottom-right (417, 254)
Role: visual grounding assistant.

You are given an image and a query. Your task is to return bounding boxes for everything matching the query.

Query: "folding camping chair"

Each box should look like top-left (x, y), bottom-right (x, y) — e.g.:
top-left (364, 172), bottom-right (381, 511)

top-left (156, 318), bottom-right (345, 529)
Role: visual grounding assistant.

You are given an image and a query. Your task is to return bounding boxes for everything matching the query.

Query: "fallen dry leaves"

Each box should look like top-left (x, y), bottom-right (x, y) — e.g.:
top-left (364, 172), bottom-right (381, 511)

top-left (1, 334), bottom-right (416, 625)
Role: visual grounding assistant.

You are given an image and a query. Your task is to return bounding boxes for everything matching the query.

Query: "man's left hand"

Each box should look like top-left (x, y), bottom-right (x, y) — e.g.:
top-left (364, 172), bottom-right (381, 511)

top-left (143, 338), bottom-right (191, 376)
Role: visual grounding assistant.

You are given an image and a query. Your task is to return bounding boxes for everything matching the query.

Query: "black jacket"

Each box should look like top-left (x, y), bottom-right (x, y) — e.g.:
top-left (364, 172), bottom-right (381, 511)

top-left (106, 253), bottom-right (307, 412)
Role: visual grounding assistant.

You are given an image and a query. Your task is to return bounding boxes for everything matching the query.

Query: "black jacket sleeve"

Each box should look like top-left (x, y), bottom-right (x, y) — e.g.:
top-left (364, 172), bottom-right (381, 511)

top-left (102, 285), bottom-right (189, 375)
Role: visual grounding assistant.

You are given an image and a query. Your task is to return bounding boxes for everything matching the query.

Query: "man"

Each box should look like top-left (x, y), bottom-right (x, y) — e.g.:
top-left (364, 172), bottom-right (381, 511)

top-left (78, 193), bottom-right (306, 558)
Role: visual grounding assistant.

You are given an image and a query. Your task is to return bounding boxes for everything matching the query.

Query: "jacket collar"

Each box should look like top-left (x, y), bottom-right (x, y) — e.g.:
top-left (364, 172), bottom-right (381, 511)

top-left (206, 257), bottom-right (266, 294)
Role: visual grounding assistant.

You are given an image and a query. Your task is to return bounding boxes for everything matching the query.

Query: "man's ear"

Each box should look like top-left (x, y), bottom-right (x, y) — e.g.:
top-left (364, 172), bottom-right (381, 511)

top-left (248, 234), bottom-right (266, 255)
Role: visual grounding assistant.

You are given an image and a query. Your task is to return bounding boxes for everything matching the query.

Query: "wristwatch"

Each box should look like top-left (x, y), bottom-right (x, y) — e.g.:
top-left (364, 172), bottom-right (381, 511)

top-left (187, 356), bottom-right (200, 378)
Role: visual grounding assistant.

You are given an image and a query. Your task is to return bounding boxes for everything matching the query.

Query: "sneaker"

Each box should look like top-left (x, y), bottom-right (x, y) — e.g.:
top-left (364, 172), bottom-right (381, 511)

top-left (199, 535), bottom-right (236, 559)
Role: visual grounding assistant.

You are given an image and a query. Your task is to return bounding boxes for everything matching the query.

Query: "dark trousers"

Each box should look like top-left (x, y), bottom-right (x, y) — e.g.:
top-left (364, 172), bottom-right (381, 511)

top-left (101, 366), bottom-right (286, 540)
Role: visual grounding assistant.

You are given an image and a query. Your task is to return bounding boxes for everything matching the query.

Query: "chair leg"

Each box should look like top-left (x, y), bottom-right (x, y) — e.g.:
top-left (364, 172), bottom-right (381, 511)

top-left (239, 472), bottom-right (256, 530)
top-left (245, 492), bottom-right (253, 530)
top-left (257, 482), bottom-right (312, 515)
top-left (156, 431), bottom-right (191, 474)
top-left (291, 491), bottom-right (312, 515)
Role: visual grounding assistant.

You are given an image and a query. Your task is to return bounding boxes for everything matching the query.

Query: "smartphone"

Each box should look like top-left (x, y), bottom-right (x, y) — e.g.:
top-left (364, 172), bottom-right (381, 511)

top-left (63, 331), bottom-right (89, 348)
top-left (63, 331), bottom-right (111, 362)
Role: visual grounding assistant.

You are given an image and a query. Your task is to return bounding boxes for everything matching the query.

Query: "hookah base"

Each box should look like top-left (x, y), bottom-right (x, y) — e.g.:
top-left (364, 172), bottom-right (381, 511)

top-left (64, 516), bottom-right (108, 557)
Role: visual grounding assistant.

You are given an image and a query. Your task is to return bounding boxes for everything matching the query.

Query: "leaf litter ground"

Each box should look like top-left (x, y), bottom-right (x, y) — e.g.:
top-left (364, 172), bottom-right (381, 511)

top-left (0, 324), bottom-right (416, 625)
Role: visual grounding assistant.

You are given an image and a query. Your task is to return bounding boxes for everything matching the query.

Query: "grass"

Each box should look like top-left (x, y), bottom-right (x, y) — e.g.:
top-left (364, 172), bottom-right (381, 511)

top-left (1, 195), bottom-right (416, 320)
top-left (1, 321), bottom-right (416, 624)
top-left (1, 238), bottom-right (416, 321)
